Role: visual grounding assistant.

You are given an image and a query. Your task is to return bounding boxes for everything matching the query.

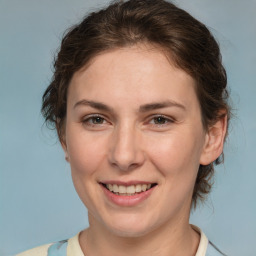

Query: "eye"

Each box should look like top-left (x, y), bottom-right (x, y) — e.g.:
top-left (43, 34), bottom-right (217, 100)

top-left (148, 115), bottom-right (174, 126)
top-left (82, 115), bottom-right (108, 127)
top-left (153, 116), bottom-right (169, 124)
top-left (90, 116), bottom-right (105, 124)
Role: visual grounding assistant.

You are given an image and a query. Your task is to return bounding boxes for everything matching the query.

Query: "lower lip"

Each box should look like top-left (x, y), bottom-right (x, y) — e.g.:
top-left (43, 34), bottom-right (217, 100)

top-left (101, 184), bottom-right (156, 207)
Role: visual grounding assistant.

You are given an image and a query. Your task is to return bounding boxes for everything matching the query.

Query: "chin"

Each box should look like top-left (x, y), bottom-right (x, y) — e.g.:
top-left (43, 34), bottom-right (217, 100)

top-left (103, 215), bottom-right (158, 238)
top-left (108, 225), bottom-right (153, 238)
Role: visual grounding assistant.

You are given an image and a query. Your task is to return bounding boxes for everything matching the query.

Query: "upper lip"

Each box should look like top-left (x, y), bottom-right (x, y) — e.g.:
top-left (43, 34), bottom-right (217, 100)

top-left (99, 180), bottom-right (157, 186)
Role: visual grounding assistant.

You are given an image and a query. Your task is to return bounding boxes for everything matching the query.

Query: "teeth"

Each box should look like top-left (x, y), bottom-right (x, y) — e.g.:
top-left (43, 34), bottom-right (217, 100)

top-left (105, 183), bottom-right (153, 195)
top-left (142, 184), bottom-right (147, 191)
top-left (135, 184), bottom-right (142, 192)
top-left (127, 185), bottom-right (135, 194)
top-left (113, 184), bottom-right (119, 193)
top-left (119, 185), bottom-right (126, 193)
top-left (108, 184), bottom-right (113, 192)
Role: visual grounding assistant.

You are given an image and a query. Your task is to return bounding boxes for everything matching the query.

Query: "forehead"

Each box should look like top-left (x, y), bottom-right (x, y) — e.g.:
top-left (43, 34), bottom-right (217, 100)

top-left (68, 45), bottom-right (198, 111)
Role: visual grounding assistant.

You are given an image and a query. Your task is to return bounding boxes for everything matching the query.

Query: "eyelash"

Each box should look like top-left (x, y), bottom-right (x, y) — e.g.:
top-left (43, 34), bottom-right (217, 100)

top-left (82, 114), bottom-right (108, 127)
top-left (148, 115), bottom-right (174, 126)
top-left (81, 114), bottom-right (174, 128)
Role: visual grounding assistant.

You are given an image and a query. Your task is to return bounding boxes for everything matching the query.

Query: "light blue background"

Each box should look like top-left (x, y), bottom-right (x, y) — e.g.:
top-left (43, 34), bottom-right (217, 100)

top-left (1, 0), bottom-right (255, 255)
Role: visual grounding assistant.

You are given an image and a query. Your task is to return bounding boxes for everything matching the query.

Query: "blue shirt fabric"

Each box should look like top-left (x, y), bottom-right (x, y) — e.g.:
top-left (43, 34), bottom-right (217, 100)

top-left (207, 241), bottom-right (227, 256)
top-left (47, 240), bottom-right (68, 256)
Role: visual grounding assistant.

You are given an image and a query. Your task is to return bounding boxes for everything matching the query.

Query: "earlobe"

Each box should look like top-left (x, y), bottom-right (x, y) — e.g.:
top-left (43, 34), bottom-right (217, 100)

top-left (61, 140), bottom-right (70, 162)
top-left (56, 118), bottom-right (69, 161)
top-left (200, 114), bottom-right (227, 165)
top-left (65, 154), bottom-right (70, 162)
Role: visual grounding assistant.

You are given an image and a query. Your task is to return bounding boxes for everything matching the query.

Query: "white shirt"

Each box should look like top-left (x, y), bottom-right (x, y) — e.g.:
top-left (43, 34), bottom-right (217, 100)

top-left (16, 225), bottom-right (220, 256)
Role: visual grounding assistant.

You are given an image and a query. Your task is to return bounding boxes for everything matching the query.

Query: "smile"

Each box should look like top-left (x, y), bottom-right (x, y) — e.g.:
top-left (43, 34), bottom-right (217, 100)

top-left (101, 183), bottom-right (157, 196)
top-left (100, 181), bottom-right (158, 206)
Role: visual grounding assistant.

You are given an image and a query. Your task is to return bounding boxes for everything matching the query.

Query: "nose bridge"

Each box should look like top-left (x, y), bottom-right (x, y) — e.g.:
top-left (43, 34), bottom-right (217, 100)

top-left (109, 121), bottom-right (144, 171)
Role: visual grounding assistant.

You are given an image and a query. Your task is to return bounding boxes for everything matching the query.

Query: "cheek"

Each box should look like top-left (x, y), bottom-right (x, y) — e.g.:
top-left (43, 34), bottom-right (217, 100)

top-left (65, 128), bottom-right (110, 210)
top-left (66, 127), bottom-right (109, 177)
top-left (145, 129), bottom-right (203, 179)
top-left (144, 131), bottom-right (203, 212)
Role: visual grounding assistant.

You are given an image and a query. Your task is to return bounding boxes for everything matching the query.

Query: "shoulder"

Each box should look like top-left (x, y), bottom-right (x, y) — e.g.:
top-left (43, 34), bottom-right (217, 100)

top-left (16, 243), bottom-right (52, 256)
top-left (206, 241), bottom-right (228, 256)
top-left (191, 225), bottom-right (227, 256)
top-left (16, 232), bottom-right (84, 256)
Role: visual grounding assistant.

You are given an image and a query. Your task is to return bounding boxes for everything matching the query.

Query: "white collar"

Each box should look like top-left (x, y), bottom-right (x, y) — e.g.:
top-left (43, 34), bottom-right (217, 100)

top-left (68, 225), bottom-right (209, 256)
top-left (191, 225), bottom-right (209, 256)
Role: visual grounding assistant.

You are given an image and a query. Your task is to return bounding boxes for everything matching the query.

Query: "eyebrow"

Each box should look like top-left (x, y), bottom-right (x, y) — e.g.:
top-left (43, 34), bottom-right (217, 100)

top-left (139, 100), bottom-right (186, 112)
top-left (74, 99), bottom-right (114, 112)
top-left (73, 99), bottom-right (186, 112)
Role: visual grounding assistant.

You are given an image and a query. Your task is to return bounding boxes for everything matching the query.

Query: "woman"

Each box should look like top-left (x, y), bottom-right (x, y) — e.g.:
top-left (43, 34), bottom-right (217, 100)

top-left (18, 0), bottom-right (230, 255)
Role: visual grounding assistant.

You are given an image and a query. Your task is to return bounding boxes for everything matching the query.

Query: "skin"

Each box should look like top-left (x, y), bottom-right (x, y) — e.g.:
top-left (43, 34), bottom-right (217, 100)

top-left (62, 44), bottom-right (227, 256)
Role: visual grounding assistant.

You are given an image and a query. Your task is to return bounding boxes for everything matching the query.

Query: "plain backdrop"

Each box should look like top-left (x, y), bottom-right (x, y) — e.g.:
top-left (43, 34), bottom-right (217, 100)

top-left (1, 0), bottom-right (256, 255)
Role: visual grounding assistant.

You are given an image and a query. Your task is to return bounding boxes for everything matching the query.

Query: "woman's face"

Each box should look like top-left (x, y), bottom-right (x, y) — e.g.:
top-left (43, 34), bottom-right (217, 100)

top-left (63, 45), bottom-right (209, 236)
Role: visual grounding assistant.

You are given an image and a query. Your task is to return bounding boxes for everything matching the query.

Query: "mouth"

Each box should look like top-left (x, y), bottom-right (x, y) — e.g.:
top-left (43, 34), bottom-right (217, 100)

top-left (100, 183), bottom-right (157, 196)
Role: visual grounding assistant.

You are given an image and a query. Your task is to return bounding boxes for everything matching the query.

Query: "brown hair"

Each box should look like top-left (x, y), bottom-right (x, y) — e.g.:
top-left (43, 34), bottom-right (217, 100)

top-left (42, 0), bottom-right (230, 208)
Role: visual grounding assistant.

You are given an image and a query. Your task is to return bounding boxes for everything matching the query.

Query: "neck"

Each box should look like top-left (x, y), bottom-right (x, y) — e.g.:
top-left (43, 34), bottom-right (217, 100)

top-left (79, 214), bottom-right (200, 256)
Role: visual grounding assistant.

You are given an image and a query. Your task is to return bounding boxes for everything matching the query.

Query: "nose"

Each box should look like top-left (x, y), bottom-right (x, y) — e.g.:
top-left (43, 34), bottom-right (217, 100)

top-left (108, 123), bottom-right (145, 171)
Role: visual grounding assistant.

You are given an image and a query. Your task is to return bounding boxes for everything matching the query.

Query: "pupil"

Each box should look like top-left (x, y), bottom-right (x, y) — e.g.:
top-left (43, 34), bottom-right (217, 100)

top-left (155, 117), bottom-right (165, 124)
top-left (94, 117), bottom-right (103, 124)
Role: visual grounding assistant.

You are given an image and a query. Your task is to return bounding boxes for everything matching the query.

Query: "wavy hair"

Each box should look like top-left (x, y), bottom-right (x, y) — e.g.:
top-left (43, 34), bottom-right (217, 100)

top-left (42, 0), bottom-right (230, 208)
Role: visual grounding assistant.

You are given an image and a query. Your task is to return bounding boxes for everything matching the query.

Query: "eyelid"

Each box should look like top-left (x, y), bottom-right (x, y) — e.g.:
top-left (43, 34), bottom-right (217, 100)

top-left (147, 114), bottom-right (175, 126)
top-left (83, 113), bottom-right (104, 120)
top-left (82, 114), bottom-right (110, 126)
top-left (81, 113), bottom-right (175, 128)
top-left (150, 114), bottom-right (174, 121)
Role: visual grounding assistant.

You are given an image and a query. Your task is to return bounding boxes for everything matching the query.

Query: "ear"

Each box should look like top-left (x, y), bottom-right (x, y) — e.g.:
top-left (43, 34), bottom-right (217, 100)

top-left (57, 118), bottom-right (70, 162)
top-left (61, 142), bottom-right (70, 162)
top-left (200, 114), bottom-right (227, 165)
top-left (60, 138), bottom-right (70, 163)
